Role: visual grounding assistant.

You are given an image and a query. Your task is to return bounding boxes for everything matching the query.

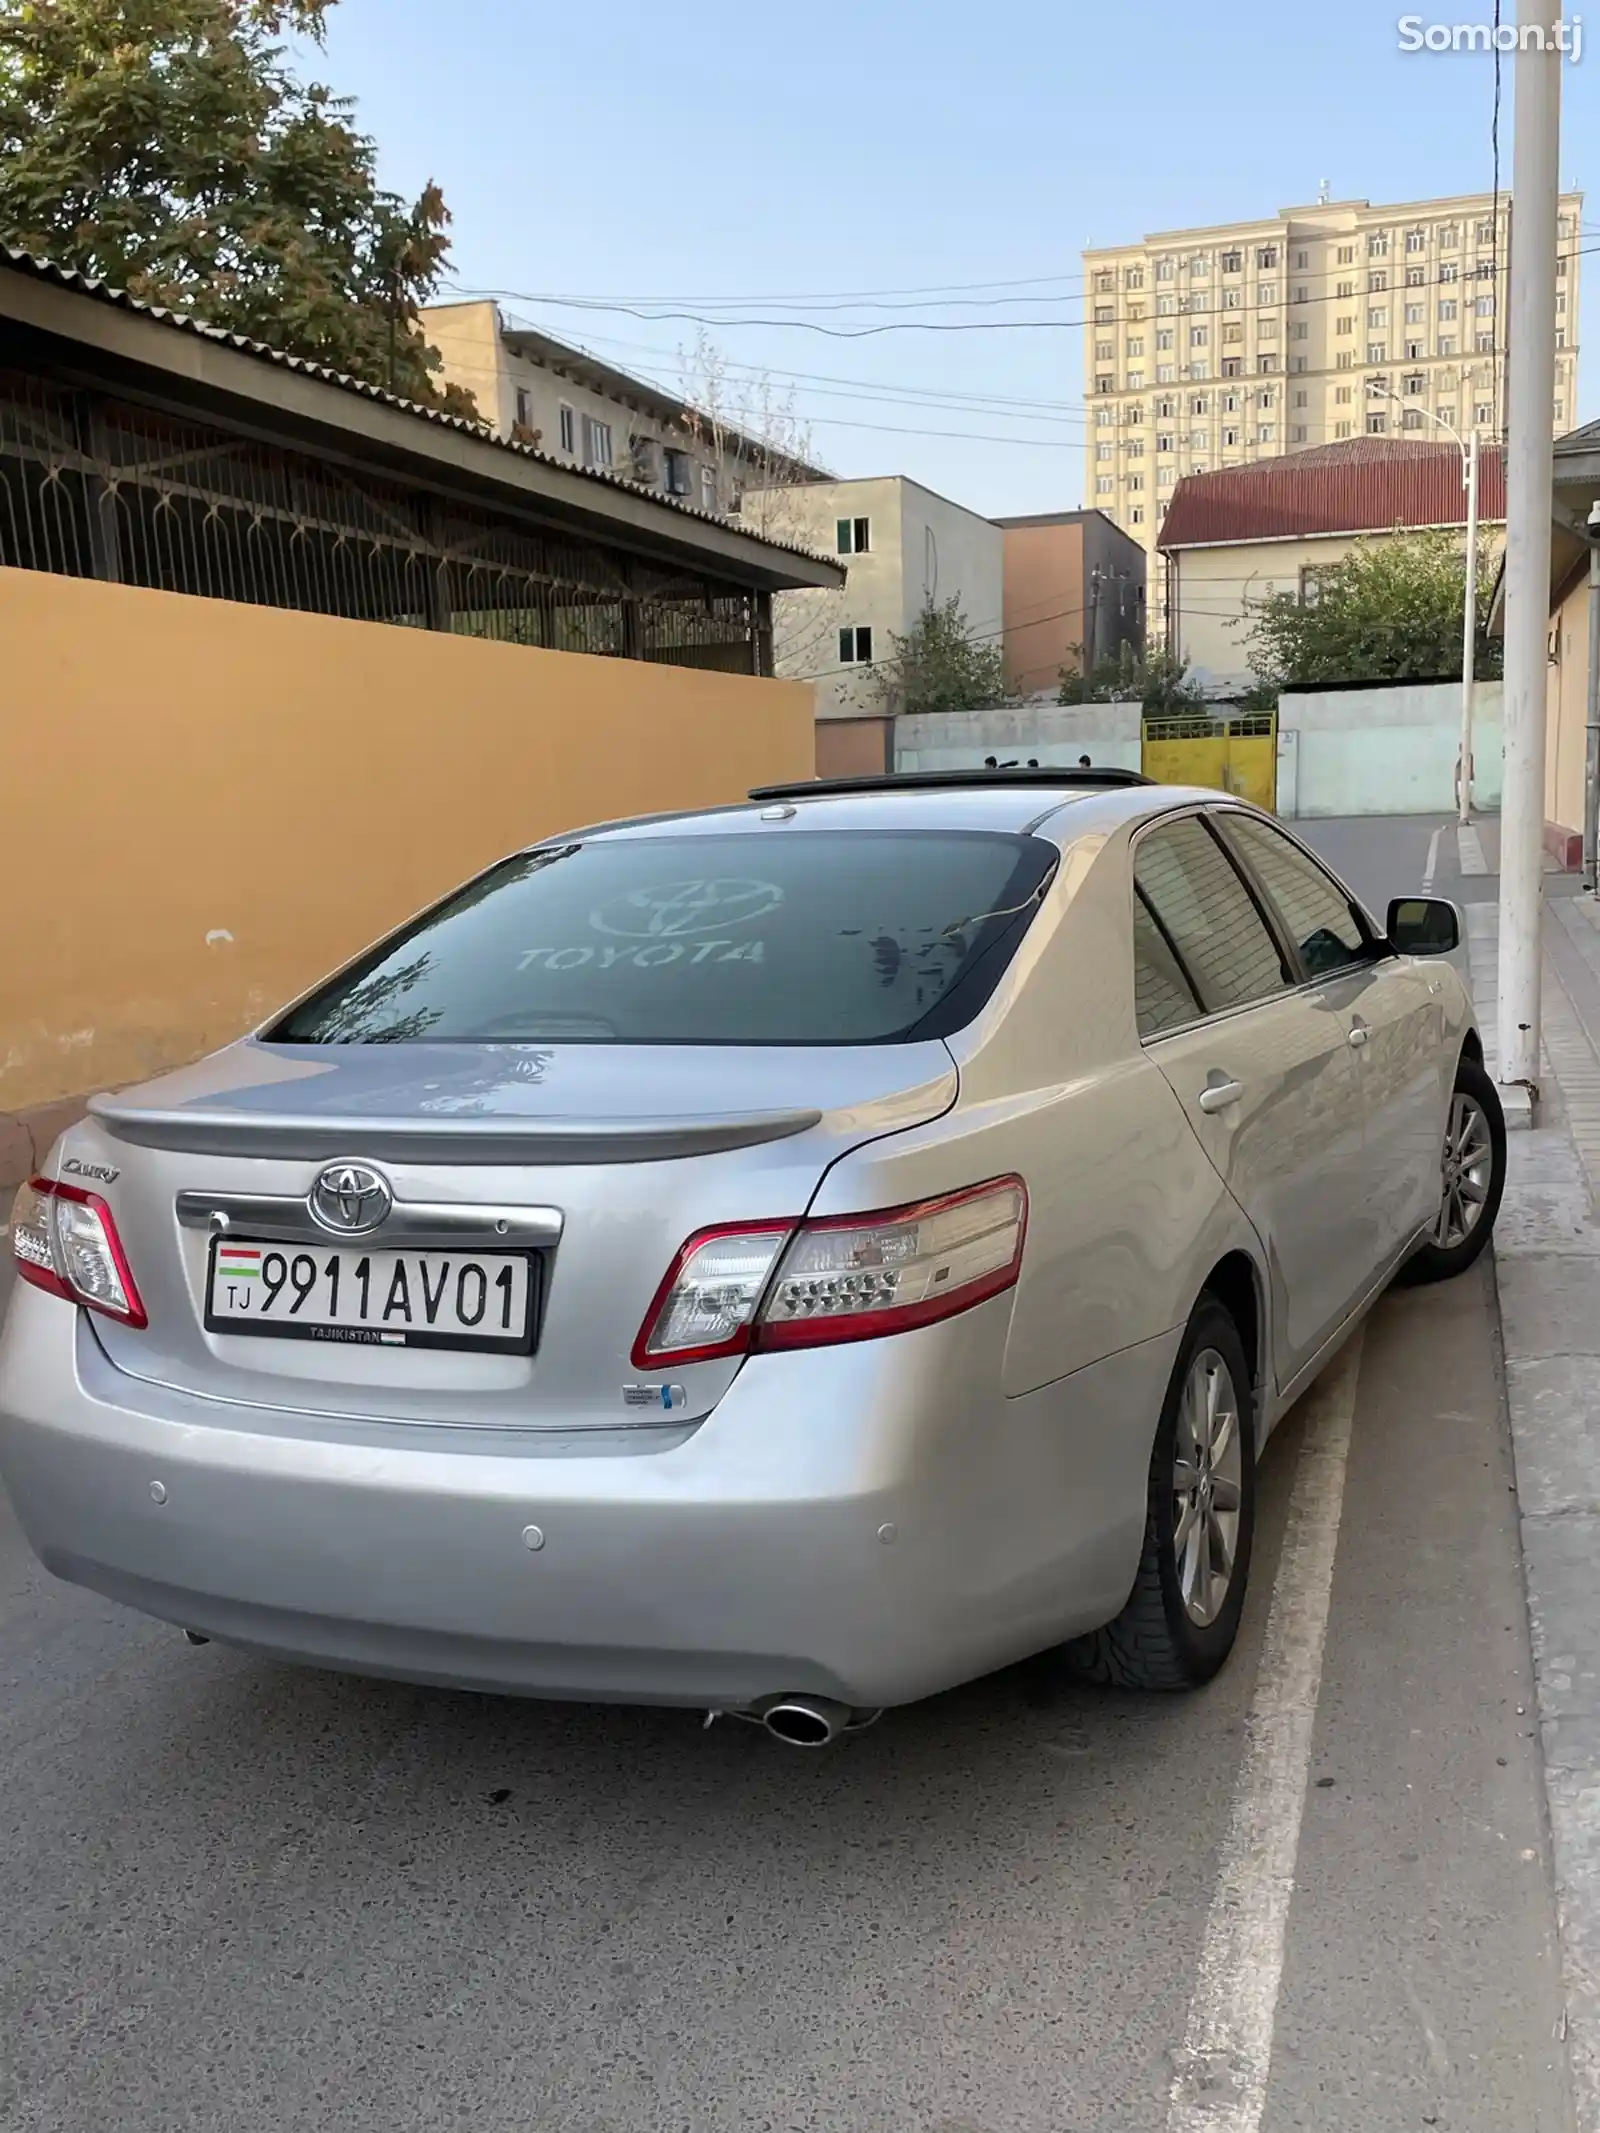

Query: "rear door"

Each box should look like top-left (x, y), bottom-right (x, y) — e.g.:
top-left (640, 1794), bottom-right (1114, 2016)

top-left (1213, 810), bottom-right (1446, 1267)
top-left (1132, 813), bottom-right (1370, 1391)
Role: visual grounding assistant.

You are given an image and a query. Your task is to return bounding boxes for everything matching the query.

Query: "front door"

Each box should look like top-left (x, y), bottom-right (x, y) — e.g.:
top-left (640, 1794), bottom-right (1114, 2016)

top-left (1133, 814), bottom-right (1372, 1392)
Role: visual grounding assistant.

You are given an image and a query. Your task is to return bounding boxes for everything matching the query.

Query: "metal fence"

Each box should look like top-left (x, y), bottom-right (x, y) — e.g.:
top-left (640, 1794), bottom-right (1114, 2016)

top-left (0, 369), bottom-right (765, 672)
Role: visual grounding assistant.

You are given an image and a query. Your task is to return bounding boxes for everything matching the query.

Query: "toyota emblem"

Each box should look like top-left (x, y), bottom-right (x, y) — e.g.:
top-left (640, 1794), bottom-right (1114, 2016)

top-left (309, 1161), bottom-right (393, 1236)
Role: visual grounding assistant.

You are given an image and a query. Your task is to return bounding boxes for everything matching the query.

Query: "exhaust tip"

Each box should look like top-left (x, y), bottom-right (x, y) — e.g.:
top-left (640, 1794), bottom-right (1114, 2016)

top-left (762, 1697), bottom-right (849, 1747)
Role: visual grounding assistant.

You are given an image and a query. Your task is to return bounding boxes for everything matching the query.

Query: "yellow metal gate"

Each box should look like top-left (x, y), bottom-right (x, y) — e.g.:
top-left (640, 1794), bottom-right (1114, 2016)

top-left (1141, 711), bottom-right (1277, 811)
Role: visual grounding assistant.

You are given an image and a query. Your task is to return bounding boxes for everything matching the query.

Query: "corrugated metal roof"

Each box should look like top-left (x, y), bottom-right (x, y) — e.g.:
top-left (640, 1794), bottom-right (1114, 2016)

top-left (1156, 438), bottom-right (1506, 551)
top-left (0, 247), bottom-right (834, 570)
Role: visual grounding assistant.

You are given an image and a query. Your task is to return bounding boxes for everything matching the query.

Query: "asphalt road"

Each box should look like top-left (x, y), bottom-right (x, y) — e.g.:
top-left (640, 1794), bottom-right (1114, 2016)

top-left (0, 813), bottom-right (1577, 2133)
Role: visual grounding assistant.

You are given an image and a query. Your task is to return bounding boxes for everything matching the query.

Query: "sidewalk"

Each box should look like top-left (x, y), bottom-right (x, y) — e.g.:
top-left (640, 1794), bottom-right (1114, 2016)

top-left (1475, 890), bottom-right (1600, 2126)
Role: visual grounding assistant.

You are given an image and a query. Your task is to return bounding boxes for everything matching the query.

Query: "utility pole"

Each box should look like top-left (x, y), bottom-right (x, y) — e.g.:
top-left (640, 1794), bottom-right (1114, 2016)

top-left (1497, 0), bottom-right (1562, 1095)
top-left (1459, 426), bottom-right (1481, 826)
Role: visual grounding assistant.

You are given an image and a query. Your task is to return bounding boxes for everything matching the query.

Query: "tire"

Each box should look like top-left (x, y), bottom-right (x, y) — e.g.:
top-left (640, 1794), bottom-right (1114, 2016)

top-left (1065, 1297), bottom-right (1257, 1691)
top-left (1400, 1052), bottom-right (1505, 1286)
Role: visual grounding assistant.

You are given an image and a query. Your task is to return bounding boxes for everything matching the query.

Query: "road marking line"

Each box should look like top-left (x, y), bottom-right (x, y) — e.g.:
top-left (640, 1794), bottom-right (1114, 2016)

top-left (1167, 1332), bottom-right (1364, 2133)
top-left (1423, 827), bottom-right (1442, 891)
top-left (1458, 824), bottom-right (1489, 878)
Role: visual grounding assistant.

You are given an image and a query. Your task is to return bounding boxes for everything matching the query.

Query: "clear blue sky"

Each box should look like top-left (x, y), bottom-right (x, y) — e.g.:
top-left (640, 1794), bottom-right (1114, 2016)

top-left (309, 0), bottom-right (1597, 516)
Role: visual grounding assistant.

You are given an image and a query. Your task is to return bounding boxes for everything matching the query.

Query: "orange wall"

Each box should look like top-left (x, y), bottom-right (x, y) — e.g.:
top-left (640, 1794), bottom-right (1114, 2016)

top-left (1, 570), bottom-right (815, 1111)
top-left (1002, 521), bottom-right (1086, 697)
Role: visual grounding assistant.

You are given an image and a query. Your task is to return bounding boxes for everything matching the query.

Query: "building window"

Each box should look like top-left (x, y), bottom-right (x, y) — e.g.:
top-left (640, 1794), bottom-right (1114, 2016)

top-left (1223, 287), bottom-right (1242, 310)
top-left (1125, 438), bottom-right (1145, 456)
top-left (1292, 356), bottom-right (1308, 372)
top-left (1337, 279), bottom-right (1355, 299)
top-left (1293, 389), bottom-right (1308, 407)
top-left (1126, 266), bottom-right (1145, 289)
top-left (1293, 285), bottom-right (1309, 303)
top-left (1338, 244), bottom-right (1356, 264)
top-left (1129, 505), bottom-right (1145, 525)
top-left (1438, 298), bottom-right (1458, 320)
top-left (1156, 328), bottom-right (1175, 351)
top-left (1257, 423), bottom-right (1275, 443)
top-left (1126, 336), bottom-right (1144, 356)
top-left (1368, 307), bottom-right (1388, 329)
top-left (1256, 245), bottom-right (1278, 269)
top-left (1094, 305), bottom-right (1114, 324)
top-left (1221, 357), bottom-right (1241, 376)
top-left (1336, 350), bottom-right (1355, 370)
top-left (1157, 364), bottom-right (1176, 382)
top-left (1258, 284), bottom-right (1278, 306)
top-left (1475, 331), bottom-right (1495, 352)
top-left (1157, 432), bottom-right (1175, 453)
top-left (1403, 372), bottom-right (1425, 395)
top-left (1221, 425), bottom-right (1241, 447)
top-left (1095, 340), bottom-right (1114, 361)
top-left (1128, 473), bottom-right (1145, 491)
top-left (1095, 405), bottom-right (1115, 426)
top-left (514, 386), bottom-right (533, 429)
top-left (1188, 325), bottom-right (1208, 348)
top-left (1474, 400), bottom-right (1494, 426)
top-left (1404, 302), bottom-right (1423, 325)
top-left (1096, 443), bottom-right (1113, 462)
top-left (1223, 323), bottom-right (1244, 344)
top-left (1440, 262), bottom-right (1459, 283)
top-left (1368, 270), bottom-right (1388, 293)
top-left (1438, 337), bottom-right (1456, 356)
top-left (1334, 385), bottom-right (1353, 405)
top-left (1157, 294), bottom-right (1176, 316)
top-left (1557, 328), bottom-right (1568, 349)
top-left (1336, 316), bottom-right (1354, 336)
top-left (836, 516), bottom-right (870, 555)
top-left (1094, 270), bottom-right (1114, 293)
top-left (1257, 386), bottom-right (1275, 407)
top-left (1156, 258), bottom-right (1176, 281)
top-left (1290, 424), bottom-right (1308, 442)
top-left (1221, 248), bottom-right (1243, 273)
top-left (1096, 376), bottom-right (1114, 393)
top-left (1405, 340), bottom-right (1425, 360)
top-left (1096, 475), bottom-right (1115, 494)
top-left (1405, 265), bottom-right (1425, 288)
top-left (1367, 343), bottom-right (1387, 364)
top-left (582, 415), bottom-right (613, 468)
top-left (1438, 405), bottom-right (1457, 428)
top-left (1334, 419), bottom-right (1353, 438)
top-left (1190, 253), bottom-right (1210, 276)
top-left (1440, 224), bottom-right (1458, 248)
top-left (662, 446), bottom-right (691, 495)
top-left (1222, 390), bottom-right (1240, 413)
top-left (1257, 315), bottom-right (1277, 335)
top-left (1295, 248), bottom-right (1310, 268)
top-left (838, 625), bottom-right (874, 665)
top-left (1257, 355), bottom-right (1277, 373)
top-left (1402, 408), bottom-right (1426, 430)
top-left (1191, 394), bottom-right (1209, 414)
top-left (629, 433), bottom-right (657, 482)
top-left (1127, 371), bottom-right (1145, 389)
top-left (1406, 228), bottom-right (1426, 253)
top-left (1292, 321), bottom-right (1309, 340)
top-left (558, 403), bottom-right (576, 454)
top-left (1476, 218), bottom-right (1495, 243)
top-left (1368, 233), bottom-right (1390, 256)
top-left (1367, 411), bottom-right (1387, 434)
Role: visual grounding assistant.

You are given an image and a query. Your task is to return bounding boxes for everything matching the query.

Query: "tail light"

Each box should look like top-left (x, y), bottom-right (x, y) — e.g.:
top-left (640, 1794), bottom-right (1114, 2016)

top-left (633, 1177), bottom-right (1026, 1369)
top-left (10, 1177), bottom-right (148, 1328)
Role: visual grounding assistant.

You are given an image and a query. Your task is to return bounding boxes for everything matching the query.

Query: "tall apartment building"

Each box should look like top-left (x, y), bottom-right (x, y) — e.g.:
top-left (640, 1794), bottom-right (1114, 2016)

top-left (1082, 192), bottom-right (1582, 629)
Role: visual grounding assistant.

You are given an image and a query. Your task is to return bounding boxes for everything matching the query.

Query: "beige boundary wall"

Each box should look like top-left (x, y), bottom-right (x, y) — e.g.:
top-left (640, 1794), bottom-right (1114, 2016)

top-left (0, 570), bottom-right (814, 1181)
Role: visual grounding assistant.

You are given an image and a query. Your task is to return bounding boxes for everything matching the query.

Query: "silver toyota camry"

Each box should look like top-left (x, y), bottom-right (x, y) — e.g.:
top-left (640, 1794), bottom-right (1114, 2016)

top-left (0, 772), bottom-right (1502, 1743)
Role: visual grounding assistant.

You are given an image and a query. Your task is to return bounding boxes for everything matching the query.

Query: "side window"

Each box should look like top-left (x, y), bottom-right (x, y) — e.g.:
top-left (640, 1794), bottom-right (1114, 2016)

top-left (1218, 814), bottom-right (1368, 978)
top-left (1134, 818), bottom-right (1289, 1015)
top-left (1134, 893), bottom-right (1203, 1037)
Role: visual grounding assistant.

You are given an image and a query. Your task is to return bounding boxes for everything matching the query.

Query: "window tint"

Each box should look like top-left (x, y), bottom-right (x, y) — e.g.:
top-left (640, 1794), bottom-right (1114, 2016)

top-left (1219, 815), bottom-right (1368, 977)
top-left (1134, 819), bottom-right (1288, 1014)
top-left (1134, 893), bottom-right (1203, 1036)
top-left (271, 831), bottom-right (1057, 1049)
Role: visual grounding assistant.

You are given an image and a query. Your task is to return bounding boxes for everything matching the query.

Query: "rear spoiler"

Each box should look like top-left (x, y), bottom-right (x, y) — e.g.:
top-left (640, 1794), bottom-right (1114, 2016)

top-left (87, 1095), bottom-right (824, 1166)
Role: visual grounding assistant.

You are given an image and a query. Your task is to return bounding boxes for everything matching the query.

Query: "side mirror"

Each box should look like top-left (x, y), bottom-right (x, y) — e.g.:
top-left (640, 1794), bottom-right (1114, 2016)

top-left (1387, 895), bottom-right (1460, 956)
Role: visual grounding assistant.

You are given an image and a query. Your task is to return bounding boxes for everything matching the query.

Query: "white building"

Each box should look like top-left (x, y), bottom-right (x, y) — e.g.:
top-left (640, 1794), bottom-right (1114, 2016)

top-left (421, 302), bottom-right (828, 516)
top-left (742, 475), bottom-right (1004, 776)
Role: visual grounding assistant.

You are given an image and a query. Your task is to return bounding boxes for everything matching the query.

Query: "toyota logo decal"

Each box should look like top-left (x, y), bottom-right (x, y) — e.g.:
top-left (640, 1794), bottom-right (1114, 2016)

top-left (308, 1161), bottom-right (393, 1236)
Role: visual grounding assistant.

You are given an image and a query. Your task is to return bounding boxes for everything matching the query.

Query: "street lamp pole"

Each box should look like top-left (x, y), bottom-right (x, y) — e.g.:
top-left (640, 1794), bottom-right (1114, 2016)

top-left (1367, 384), bottom-right (1480, 821)
top-left (1459, 425), bottom-right (1481, 826)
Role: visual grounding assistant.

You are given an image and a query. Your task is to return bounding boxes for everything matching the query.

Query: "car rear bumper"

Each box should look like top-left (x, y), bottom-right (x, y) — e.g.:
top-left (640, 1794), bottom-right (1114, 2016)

top-left (0, 1287), bottom-right (1175, 1709)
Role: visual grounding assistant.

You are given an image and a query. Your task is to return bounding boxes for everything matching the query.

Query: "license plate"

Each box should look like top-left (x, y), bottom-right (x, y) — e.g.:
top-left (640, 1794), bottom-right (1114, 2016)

top-left (205, 1240), bottom-right (538, 1353)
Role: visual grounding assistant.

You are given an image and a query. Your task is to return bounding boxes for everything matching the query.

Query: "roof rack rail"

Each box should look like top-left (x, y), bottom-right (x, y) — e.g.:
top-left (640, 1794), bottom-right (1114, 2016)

top-left (748, 767), bottom-right (1153, 801)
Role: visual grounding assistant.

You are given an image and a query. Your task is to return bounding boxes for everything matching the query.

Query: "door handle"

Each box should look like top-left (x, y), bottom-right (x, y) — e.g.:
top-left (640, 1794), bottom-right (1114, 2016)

top-left (1347, 1021), bottom-right (1370, 1049)
top-left (1198, 1079), bottom-right (1245, 1114)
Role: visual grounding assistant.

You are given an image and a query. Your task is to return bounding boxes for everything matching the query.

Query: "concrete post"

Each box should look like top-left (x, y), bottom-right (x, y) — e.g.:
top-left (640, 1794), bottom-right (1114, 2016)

top-left (1497, 0), bottom-right (1562, 1092)
top-left (1458, 427), bottom-right (1480, 825)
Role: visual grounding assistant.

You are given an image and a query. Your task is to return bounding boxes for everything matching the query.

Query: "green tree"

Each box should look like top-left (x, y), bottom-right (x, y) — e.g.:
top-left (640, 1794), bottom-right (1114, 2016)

top-left (1058, 643), bottom-right (1206, 712)
top-left (865, 596), bottom-right (1007, 716)
top-left (0, 0), bottom-right (478, 414)
top-left (1242, 528), bottom-right (1503, 688)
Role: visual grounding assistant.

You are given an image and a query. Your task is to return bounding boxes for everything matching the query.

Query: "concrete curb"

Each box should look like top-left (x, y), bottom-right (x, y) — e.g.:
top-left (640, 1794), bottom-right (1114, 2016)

top-left (1471, 898), bottom-right (1600, 2128)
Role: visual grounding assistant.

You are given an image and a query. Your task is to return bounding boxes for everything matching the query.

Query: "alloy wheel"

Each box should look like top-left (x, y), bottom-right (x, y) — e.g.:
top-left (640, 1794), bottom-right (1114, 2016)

top-left (1433, 1091), bottom-right (1494, 1250)
top-left (1172, 1348), bottom-right (1244, 1628)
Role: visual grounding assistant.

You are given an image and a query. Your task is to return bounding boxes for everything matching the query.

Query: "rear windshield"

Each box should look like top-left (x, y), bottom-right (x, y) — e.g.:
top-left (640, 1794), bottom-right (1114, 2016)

top-left (270, 830), bottom-right (1057, 1047)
